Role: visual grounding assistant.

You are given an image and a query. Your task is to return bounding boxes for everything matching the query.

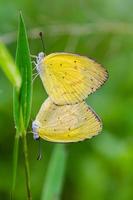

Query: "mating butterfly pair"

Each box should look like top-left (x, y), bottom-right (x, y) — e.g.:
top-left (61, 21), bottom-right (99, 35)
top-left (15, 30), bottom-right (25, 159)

top-left (32, 52), bottom-right (108, 142)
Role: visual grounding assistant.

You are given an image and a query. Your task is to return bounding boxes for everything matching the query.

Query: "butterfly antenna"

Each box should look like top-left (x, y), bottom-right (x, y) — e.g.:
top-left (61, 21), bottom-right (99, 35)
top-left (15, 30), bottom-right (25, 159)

top-left (37, 137), bottom-right (42, 160)
top-left (39, 32), bottom-right (46, 54)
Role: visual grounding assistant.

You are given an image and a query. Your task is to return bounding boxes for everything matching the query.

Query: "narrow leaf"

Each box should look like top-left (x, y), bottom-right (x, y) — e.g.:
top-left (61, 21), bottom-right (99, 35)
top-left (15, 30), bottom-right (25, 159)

top-left (0, 41), bottom-right (21, 90)
top-left (41, 144), bottom-right (67, 200)
top-left (11, 12), bottom-right (33, 198)
top-left (15, 12), bottom-right (32, 129)
top-left (13, 90), bottom-right (21, 133)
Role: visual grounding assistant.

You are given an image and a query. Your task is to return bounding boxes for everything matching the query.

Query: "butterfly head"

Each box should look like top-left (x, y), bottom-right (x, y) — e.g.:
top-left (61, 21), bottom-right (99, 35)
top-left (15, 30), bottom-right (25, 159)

top-left (36, 52), bottom-right (45, 74)
top-left (32, 121), bottom-right (40, 140)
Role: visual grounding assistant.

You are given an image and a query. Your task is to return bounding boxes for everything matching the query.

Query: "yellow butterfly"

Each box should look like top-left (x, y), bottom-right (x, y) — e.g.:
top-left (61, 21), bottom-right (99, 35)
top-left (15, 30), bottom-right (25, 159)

top-left (36, 52), bottom-right (108, 105)
top-left (32, 98), bottom-right (102, 143)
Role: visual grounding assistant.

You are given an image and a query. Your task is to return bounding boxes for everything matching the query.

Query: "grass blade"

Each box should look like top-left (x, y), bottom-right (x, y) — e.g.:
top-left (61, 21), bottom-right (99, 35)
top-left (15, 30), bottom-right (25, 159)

top-left (0, 41), bottom-right (21, 90)
top-left (41, 144), bottom-right (67, 200)
top-left (0, 39), bottom-right (21, 199)
top-left (15, 12), bottom-right (32, 129)
top-left (12, 12), bottom-right (32, 199)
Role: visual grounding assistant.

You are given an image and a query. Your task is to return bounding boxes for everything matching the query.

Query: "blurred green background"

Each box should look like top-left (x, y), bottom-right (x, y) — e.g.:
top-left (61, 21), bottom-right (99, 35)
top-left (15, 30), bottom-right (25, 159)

top-left (0, 0), bottom-right (133, 199)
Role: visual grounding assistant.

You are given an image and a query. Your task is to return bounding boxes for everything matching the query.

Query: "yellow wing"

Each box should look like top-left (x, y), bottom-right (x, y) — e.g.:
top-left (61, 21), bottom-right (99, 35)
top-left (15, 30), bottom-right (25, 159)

top-left (32, 98), bottom-right (102, 143)
top-left (39, 52), bottom-right (108, 105)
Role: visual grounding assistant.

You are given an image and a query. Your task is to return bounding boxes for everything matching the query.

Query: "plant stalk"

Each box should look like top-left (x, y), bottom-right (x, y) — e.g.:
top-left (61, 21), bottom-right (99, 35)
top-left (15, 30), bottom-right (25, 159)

top-left (11, 133), bottom-right (20, 199)
top-left (22, 132), bottom-right (32, 200)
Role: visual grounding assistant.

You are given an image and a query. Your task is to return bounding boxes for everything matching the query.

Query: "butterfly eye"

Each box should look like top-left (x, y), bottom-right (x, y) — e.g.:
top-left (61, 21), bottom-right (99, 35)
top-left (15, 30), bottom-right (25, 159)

top-left (38, 52), bottom-right (45, 60)
top-left (36, 52), bottom-right (44, 64)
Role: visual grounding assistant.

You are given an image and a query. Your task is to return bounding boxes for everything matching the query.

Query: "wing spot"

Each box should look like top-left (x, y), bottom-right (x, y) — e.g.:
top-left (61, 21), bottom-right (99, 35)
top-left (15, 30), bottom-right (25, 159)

top-left (60, 63), bottom-right (62, 66)
top-left (74, 60), bottom-right (77, 63)
top-left (71, 91), bottom-right (74, 94)
top-left (62, 76), bottom-right (65, 79)
top-left (62, 92), bottom-right (66, 95)
top-left (90, 78), bottom-right (93, 81)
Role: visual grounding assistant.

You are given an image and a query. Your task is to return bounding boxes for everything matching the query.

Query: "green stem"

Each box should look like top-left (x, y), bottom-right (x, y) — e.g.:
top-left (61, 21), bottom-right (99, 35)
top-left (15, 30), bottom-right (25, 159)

top-left (22, 132), bottom-right (32, 200)
top-left (11, 133), bottom-right (20, 199)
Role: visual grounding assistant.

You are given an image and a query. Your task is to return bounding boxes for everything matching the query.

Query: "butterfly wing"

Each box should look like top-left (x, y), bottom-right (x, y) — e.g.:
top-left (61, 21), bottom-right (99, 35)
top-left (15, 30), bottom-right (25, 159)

top-left (39, 53), bottom-right (108, 105)
top-left (33, 98), bottom-right (102, 143)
